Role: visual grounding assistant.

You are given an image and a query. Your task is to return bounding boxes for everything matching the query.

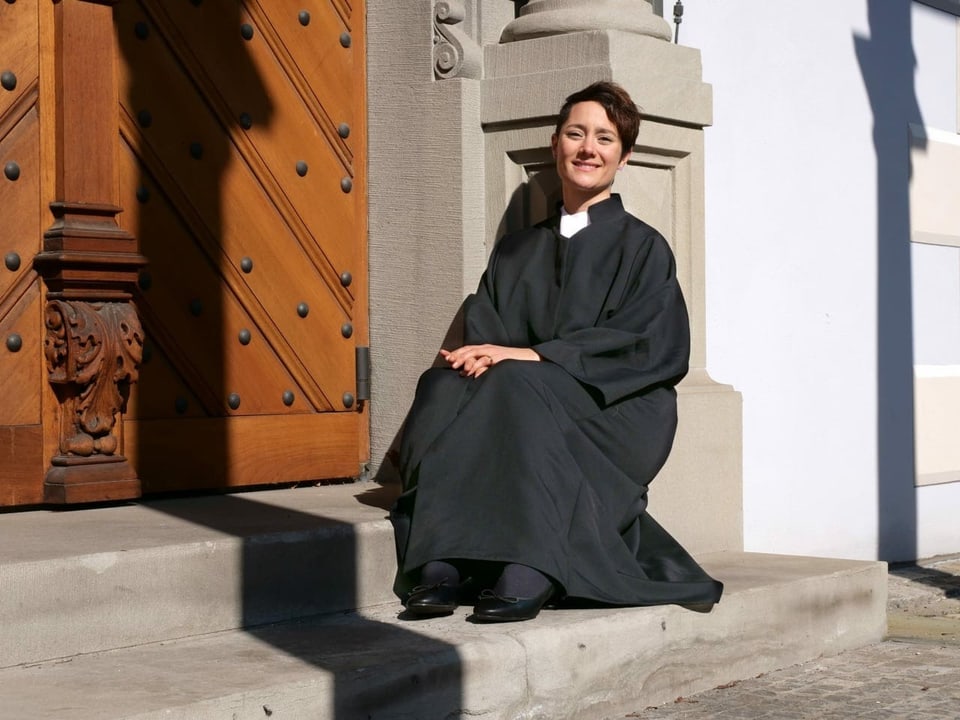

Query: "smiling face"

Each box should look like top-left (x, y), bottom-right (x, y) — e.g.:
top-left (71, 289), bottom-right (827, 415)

top-left (551, 100), bottom-right (630, 214)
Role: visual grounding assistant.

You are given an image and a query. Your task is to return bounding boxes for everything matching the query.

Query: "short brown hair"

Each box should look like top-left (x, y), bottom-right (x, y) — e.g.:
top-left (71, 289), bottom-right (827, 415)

top-left (554, 81), bottom-right (641, 158)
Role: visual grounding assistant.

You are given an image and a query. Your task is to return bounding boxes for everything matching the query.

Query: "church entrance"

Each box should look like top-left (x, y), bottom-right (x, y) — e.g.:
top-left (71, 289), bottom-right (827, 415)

top-left (0, 0), bottom-right (368, 505)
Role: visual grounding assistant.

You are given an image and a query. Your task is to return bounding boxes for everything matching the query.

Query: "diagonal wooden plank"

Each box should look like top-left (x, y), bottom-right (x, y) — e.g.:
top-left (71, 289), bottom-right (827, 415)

top-left (129, 1), bottom-right (357, 311)
top-left (246, 0), bottom-right (355, 168)
top-left (0, 81), bottom-right (37, 146)
top-left (0, 105), bottom-right (40, 312)
top-left (119, 142), bottom-right (321, 418)
top-left (118, 112), bottom-right (341, 413)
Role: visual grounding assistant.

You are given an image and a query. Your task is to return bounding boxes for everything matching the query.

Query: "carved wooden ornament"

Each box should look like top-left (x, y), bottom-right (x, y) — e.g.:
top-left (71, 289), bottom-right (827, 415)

top-left (44, 300), bottom-right (143, 456)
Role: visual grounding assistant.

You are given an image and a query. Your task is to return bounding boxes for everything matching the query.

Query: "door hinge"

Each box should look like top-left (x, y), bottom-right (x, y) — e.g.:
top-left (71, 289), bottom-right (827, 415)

top-left (356, 346), bottom-right (371, 402)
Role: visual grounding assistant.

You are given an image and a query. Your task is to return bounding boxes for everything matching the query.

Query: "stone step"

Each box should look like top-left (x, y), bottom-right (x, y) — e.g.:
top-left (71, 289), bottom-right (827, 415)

top-left (0, 552), bottom-right (886, 720)
top-left (0, 484), bottom-right (400, 668)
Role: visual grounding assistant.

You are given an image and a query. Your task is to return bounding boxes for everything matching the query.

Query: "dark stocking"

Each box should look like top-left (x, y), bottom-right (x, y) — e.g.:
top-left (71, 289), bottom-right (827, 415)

top-left (420, 560), bottom-right (460, 587)
top-left (493, 563), bottom-right (553, 599)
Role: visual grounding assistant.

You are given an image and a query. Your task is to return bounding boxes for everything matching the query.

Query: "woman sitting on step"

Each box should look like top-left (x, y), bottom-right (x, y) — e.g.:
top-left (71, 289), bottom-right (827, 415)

top-left (390, 81), bottom-right (723, 623)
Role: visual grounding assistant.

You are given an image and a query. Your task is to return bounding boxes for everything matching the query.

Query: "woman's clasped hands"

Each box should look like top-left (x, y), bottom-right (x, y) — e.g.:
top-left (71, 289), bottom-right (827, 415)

top-left (440, 345), bottom-right (541, 378)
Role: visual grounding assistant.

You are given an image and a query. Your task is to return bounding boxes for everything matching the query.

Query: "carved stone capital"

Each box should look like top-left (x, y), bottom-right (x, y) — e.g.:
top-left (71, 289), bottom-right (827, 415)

top-left (45, 299), bottom-right (143, 457)
top-left (434, 0), bottom-right (481, 79)
top-left (501, 0), bottom-right (672, 43)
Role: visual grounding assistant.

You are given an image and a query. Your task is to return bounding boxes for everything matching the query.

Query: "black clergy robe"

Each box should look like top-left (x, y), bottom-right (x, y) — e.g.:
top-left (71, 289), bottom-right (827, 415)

top-left (391, 195), bottom-right (723, 607)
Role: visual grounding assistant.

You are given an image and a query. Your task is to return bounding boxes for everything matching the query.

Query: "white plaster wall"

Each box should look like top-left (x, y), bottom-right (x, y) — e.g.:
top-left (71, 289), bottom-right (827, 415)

top-left (681, 0), bottom-right (960, 561)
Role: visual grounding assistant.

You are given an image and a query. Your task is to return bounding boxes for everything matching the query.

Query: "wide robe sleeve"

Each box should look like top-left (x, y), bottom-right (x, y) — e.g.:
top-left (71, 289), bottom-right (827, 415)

top-left (462, 209), bottom-right (690, 406)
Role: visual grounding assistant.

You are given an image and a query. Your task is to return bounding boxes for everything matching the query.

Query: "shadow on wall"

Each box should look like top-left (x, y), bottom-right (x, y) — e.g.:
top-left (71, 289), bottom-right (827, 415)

top-left (853, 0), bottom-right (926, 562)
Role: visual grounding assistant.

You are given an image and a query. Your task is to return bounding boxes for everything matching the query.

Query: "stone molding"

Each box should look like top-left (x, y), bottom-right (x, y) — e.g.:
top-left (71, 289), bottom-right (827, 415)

top-left (501, 0), bottom-right (672, 43)
top-left (433, 0), bottom-right (482, 79)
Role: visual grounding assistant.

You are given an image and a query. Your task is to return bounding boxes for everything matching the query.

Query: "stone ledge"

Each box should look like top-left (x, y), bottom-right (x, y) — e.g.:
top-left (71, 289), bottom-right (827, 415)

top-left (0, 553), bottom-right (886, 720)
top-left (0, 484), bottom-right (399, 668)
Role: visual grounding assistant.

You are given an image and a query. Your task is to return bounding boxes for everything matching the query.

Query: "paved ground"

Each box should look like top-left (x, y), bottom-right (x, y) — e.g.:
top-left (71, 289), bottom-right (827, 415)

top-left (629, 555), bottom-right (960, 719)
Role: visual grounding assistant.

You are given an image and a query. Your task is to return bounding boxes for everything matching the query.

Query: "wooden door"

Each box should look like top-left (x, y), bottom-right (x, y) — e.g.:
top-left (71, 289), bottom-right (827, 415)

top-left (116, 0), bottom-right (368, 493)
top-left (0, 0), bottom-right (367, 505)
top-left (0, 0), bottom-right (44, 505)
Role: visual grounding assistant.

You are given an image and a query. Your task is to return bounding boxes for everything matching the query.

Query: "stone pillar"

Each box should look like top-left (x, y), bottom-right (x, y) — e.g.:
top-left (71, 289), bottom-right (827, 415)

top-left (368, 1), bottom-right (520, 483)
top-left (484, 1), bottom-right (743, 554)
top-left (33, 0), bottom-right (145, 503)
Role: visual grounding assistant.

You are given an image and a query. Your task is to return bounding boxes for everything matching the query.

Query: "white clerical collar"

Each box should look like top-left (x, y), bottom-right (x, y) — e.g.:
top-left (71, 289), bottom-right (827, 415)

top-left (559, 207), bottom-right (590, 238)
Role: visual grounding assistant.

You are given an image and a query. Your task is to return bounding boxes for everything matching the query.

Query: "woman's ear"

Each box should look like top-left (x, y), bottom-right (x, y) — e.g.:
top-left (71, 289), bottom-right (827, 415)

top-left (618, 150), bottom-right (631, 170)
top-left (550, 134), bottom-right (558, 158)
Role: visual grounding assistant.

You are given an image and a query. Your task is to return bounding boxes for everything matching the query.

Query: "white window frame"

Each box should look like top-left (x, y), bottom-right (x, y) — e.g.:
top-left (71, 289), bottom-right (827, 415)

top-left (909, 4), bottom-right (960, 486)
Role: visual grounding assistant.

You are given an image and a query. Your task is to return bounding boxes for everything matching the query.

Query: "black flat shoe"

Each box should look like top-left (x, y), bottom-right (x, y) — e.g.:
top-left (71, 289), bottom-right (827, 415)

top-left (471, 585), bottom-right (555, 623)
top-left (404, 582), bottom-right (459, 616)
